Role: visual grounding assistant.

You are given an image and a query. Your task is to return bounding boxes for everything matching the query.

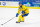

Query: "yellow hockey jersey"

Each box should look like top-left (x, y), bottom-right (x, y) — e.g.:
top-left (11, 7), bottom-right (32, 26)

top-left (17, 5), bottom-right (29, 14)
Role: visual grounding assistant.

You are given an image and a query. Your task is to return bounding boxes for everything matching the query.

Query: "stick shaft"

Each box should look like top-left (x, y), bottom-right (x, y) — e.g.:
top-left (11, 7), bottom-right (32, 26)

top-left (1, 16), bottom-right (16, 25)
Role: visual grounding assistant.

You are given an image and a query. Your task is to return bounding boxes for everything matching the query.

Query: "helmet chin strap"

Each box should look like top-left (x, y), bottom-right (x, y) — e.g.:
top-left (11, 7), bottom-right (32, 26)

top-left (20, 6), bottom-right (22, 8)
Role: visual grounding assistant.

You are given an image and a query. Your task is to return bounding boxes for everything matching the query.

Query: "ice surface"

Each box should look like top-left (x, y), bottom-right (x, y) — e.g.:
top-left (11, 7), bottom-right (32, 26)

top-left (0, 8), bottom-right (40, 27)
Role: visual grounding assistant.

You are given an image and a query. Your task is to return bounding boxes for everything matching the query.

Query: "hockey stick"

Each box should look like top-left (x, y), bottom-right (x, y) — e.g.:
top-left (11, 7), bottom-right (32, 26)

top-left (1, 16), bottom-right (16, 25)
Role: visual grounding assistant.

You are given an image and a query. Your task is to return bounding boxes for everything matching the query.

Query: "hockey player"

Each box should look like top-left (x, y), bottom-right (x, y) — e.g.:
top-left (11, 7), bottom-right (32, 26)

top-left (16, 2), bottom-right (29, 23)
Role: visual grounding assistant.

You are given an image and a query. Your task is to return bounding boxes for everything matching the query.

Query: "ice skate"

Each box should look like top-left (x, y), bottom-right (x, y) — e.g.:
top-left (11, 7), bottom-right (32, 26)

top-left (16, 21), bottom-right (20, 23)
top-left (20, 21), bottom-right (24, 22)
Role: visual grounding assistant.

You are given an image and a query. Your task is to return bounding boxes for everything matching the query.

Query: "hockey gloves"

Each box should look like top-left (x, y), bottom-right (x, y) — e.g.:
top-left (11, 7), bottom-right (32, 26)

top-left (16, 13), bottom-right (19, 17)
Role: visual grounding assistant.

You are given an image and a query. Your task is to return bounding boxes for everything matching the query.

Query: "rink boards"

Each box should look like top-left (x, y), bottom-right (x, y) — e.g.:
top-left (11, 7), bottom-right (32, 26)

top-left (0, 1), bottom-right (40, 9)
top-left (0, 6), bottom-right (40, 9)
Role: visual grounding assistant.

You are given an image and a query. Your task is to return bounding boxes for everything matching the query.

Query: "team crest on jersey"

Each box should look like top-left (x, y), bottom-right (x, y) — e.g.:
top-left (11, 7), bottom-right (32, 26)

top-left (19, 7), bottom-right (21, 10)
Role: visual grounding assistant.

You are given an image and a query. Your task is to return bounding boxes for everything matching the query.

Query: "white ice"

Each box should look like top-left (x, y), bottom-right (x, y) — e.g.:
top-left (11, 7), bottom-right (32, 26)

top-left (0, 8), bottom-right (40, 27)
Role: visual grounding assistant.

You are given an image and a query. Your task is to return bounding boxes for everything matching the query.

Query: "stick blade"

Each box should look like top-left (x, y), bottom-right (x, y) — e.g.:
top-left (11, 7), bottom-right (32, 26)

top-left (1, 24), bottom-right (3, 25)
